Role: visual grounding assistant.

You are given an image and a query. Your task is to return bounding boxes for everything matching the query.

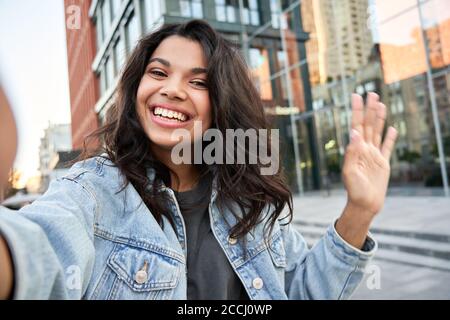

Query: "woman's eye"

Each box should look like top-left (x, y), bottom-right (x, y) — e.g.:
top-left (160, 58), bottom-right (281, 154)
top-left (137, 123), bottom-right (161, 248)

top-left (149, 70), bottom-right (166, 77)
top-left (191, 80), bottom-right (207, 88)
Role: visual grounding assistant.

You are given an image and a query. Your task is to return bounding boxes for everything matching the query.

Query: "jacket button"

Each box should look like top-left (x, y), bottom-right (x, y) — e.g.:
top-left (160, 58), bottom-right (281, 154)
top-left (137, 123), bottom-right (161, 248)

top-left (228, 236), bottom-right (237, 245)
top-left (135, 270), bottom-right (148, 284)
top-left (252, 277), bottom-right (263, 290)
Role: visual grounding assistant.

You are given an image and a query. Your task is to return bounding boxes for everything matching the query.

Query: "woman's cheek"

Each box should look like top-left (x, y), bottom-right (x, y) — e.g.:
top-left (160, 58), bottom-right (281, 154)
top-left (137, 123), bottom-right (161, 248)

top-left (195, 94), bottom-right (212, 125)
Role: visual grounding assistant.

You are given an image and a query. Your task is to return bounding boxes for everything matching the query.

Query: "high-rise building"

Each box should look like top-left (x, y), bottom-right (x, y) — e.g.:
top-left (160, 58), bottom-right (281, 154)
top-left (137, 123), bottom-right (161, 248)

top-left (302, 0), bottom-right (373, 84)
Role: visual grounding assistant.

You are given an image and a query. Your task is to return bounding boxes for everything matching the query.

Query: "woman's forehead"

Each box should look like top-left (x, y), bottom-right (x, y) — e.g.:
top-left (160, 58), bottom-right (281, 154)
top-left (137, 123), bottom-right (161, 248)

top-left (150, 35), bottom-right (207, 69)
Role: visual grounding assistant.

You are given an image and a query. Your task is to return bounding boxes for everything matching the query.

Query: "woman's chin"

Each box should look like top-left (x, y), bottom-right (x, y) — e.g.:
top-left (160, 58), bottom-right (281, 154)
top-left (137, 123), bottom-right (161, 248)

top-left (149, 137), bottom-right (184, 151)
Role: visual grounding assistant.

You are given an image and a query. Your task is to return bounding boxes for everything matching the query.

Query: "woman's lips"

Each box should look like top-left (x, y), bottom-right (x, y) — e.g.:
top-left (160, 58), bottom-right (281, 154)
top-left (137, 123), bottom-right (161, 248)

top-left (147, 106), bottom-right (193, 129)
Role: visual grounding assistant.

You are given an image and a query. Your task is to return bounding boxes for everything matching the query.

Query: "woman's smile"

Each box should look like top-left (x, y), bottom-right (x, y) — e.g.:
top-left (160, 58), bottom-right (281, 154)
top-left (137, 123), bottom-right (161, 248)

top-left (147, 103), bottom-right (194, 129)
top-left (136, 35), bottom-right (212, 149)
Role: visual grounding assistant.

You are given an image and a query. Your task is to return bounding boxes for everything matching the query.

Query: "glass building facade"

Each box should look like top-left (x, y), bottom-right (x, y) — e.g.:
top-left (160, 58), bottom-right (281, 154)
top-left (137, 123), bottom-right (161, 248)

top-left (89, 0), bottom-right (450, 196)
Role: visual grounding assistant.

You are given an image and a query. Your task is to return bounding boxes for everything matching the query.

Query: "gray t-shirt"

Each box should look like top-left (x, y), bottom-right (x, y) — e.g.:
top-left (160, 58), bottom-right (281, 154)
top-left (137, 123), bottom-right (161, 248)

top-left (173, 174), bottom-right (248, 300)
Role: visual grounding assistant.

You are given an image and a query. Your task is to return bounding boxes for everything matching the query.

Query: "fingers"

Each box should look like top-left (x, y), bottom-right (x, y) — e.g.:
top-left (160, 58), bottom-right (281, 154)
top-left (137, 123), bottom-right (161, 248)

top-left (381, 126), bottom-right (398, 160)
top-left (344, 129), bottom-right (363, 168)
top-left (351, 92), bottom-right (394, 154)
top-left (373, 103), bottom-right (386, 148)
top-left (363, 92), bottom-right (379, 144)
top-left (351, 94), bottom-right (364, 136)
top-left (349, 128), bottom-right (364, 153)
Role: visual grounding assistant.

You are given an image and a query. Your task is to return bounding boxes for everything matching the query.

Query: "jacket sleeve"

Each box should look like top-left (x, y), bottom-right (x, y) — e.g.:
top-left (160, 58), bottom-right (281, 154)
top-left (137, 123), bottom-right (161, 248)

top-left (0, 173), bottom-right (96, 299)
top-left (281, 219), bottom-right (377, 300)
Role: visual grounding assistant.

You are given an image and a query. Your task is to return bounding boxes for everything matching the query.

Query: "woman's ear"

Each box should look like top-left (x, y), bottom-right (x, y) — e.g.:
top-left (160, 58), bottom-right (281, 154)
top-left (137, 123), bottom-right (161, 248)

top-left (0, 86), bottom-right (18, 200)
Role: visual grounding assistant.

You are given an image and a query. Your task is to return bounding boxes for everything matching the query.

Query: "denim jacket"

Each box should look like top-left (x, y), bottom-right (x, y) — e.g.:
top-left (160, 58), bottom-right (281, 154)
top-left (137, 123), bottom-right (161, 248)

top-left (0, 156), bottom-right (377, 300)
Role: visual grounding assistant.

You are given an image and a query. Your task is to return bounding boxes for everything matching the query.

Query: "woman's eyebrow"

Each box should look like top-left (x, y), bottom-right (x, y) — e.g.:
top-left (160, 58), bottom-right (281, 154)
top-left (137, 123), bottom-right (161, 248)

top-left (148, 57), bottom-right (207, 75)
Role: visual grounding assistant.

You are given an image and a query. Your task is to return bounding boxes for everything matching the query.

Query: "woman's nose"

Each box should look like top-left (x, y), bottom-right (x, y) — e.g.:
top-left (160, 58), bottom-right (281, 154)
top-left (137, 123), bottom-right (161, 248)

top-left (160, 80), bottom-right (187, 101)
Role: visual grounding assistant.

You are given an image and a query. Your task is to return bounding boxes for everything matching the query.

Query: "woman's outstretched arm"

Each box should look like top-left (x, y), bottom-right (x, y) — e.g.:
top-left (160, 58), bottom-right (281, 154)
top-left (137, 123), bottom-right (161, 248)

top-left (0, 236), bottom-right (13, 299)
top-left (336, 92), bottom-right (398, 249)
top-left (0, 84), bottom-right (17, 299)
top-left (0, 170), bottom-right (97, 300)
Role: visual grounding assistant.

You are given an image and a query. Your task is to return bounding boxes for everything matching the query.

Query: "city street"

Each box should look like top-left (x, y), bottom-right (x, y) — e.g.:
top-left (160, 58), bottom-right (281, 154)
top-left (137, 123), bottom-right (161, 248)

top-left (291, 190), bottom-right (450, 299)
top-left (1, 0), bottom-right (449, 302)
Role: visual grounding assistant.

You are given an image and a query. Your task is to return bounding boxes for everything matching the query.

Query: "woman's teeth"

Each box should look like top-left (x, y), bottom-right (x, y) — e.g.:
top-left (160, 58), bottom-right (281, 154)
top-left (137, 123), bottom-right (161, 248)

top-left (152, 107), bottom-right (188, 122)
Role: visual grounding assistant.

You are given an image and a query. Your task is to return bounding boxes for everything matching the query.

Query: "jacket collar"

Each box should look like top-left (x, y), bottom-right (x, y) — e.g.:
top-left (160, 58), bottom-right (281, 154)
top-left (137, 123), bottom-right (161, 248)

top-left (146, 166), bottom-right (219, 203)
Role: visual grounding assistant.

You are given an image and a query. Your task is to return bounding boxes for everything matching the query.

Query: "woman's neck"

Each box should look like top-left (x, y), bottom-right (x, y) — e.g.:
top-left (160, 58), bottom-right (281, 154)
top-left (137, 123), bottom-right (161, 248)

top-left (151, 144), bottom-right (200, 192)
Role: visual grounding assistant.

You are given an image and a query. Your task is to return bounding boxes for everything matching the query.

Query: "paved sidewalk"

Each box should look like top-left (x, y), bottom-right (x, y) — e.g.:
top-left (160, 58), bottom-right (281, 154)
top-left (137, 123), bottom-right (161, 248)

top-left (290, 190), bottom-right (450, 299)
top-left (291, 190), bottom-right (450, 235)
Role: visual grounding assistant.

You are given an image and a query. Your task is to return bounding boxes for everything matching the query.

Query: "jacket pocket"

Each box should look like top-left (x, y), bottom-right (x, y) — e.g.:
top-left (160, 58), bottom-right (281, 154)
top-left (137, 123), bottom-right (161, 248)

top-left (94, 241), bottom-right (183, 300)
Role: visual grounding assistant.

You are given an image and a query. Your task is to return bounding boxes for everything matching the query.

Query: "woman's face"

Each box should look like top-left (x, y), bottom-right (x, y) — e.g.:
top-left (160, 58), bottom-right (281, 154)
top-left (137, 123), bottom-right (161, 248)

top-left (136, 35), bottom-right (212, 152)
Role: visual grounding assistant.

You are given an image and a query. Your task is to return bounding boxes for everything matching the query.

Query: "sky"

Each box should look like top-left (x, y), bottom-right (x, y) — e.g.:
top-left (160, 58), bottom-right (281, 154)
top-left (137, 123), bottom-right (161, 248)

top-left (0, 0), bottom-right (71, 187)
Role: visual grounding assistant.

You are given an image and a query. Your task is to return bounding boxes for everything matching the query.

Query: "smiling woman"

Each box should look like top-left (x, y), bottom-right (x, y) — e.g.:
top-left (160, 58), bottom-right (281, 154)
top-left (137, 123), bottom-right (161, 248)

top-left (0, 19), bottom-right (397, 300)
top-left (137, 38), bottom-right (212, 146)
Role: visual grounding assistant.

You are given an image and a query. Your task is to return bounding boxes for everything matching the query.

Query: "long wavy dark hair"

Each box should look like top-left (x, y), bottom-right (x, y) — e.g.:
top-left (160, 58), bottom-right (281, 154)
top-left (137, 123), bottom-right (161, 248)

top-left (81, 19), bottom-right (293, 240)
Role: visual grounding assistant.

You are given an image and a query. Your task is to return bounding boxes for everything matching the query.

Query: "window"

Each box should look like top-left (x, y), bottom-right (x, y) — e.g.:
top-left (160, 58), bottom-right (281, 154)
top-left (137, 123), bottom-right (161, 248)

top-left (277, 50), bottom-right (289, 100)
top-left (249, 48), bottom-right (273, 100)
top-left (101, 0), bottom-right (112, 35)
top-left (144, 0), bottom-right (163, 31)
top-left (215, 0), bottom-right (259, 25)
top-left (226, 4), bottom-right (236, 22)
top-left (180, 0), bottom-right (191, 17)
top-left (95, 14), bottom-right (104, 50)
top-left (106, 55), bottom-right (115, 89)
top-left (100, 66), bottom-right (107, 95)
top-left (241, 6), bottom-right (250, 24)
top-left (180, 0), bottom-right (203, 18)
top-left (192, 0), bottom-right (203, 18)
top-left (250, 10), bottom-right (259, 25)
top-left (114, 37), bottom-right (126, 74)
top-left (215, 0), bottom-right (236, 23)
top-left (247, 0), bottom-right (259, 25)
top-left (215, 2), bottom-right (226, 21)
top-left (125, 12), bottom-right (140, 55)
top-left (111, 0), bottom-right (122, 21)
top-left (270, 0), bottom-right (282, 29)
top-left (249, 48), bottom-right (262, 69)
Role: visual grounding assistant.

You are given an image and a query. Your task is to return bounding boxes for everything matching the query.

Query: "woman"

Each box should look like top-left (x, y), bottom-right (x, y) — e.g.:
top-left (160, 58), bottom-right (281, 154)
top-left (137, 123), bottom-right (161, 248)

top-left (0, 20), bottom-right (397, 300)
